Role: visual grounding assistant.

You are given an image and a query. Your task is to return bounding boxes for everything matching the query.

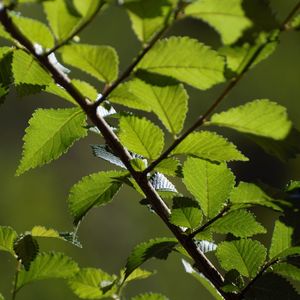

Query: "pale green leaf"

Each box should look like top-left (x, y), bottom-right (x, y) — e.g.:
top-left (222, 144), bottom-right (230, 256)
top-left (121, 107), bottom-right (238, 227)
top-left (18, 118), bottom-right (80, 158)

top-left (73, 0), bottom-right (104, 19)
top-left (68, 268), bottom-right (116, 299)
top-left (119, 115), bottom-right (164, 160)
top-left (60, 44), bottom-right (119, 83)
top-left (185, 0), bottom-right (252, 44)
top-left (12, 15), bottom-right (55, 49)
top-left (170, 197), bottom-right (202, 229)
top-left (209, 99), bottom-right (292, 140)
top-left (12, 50), bottom-right (52, 86)
top-left (137, 36), bottom-right (225, 90)
top-left (172, 131), bottom-right (248, 162)
top-left (291, 14), bottom-right (300, 30)
top-left (155, 158), bottom-right (180, 177)
top-left (230, 182), bottom-right (282, 211)
top-left (183, 157), bottom-right (235, 218)
top-left (132, 294), bottom-right (169, 300)
top-left (210, 209), bottom-right (266, 238)
top-left (125, 238), bottom-right (177, 279)
top-left (45, 82), bottom-right (76, 105)
top-left (43, 0), bottom-right (81, 42)
top-left (269, 221), bottom-right (293, 260)
top-left (119, 79), bottom-right (188, 135)
top-left (272, 263), bottom-right (300, 282)
top-left (123, 268), bottom-right (154, 284)
top-left (17, 252), bottom-right (79, 289)
top-left (72, 79), bottom-right (98, 101)
top-left (31, 226), bottom-right (60, 239)
top-left (68, 171), bottom-right (126, 224)
top-left (125, 0), bottom-right (174, 43)
top-left (16, 108), bottom-right (87, 175)
top-left (0, 226), bottom-right (18, 255)
top-left (216, 239), bottom-right (266, 278)
top-left (182, 259), bottom-right (224, 300)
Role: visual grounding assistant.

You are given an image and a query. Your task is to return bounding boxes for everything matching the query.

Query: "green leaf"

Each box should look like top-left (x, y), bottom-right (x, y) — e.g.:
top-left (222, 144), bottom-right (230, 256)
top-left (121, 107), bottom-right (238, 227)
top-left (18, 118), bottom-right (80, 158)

top-left (210, 209), bottom-right (266, 238)
top-left (119, 115), bottom-right (164, 160)
top-left (230, 182), bottom-right (282, 211)
top-left (43, 0), bottom-right (81, 42)
top-left (137, 36), bottom-right (225, 90)
top-left (60, 44), bottom-right (119, 83)
top-left (0, 293), bottom-right (4, 300)
top-left (16, 108), bottom-right (87, 175)
top-left (31, 226), bottom-right (61, 239)
top-left (155, 158), bottom-right (180, 177)
top-left (125, 0), bottom-right (174, 43)
top-left (170, 197), bottom-right (202, 229)
top-left (272, 263), bottom-right (300, 282)
top-left (68, 171), bottom-right (126, 224)
top-left (182, 259), bottom-right (224, 300)
top-left (12, 15), bottom-right (55, 49)
top-left (0, 23), bottom-right (13, 42)
top-left (116, 79), bottom-right (188, 135)
top-left (269, 221), bottom-right (293, 260)
top-left (68, 268), bottom-right (116, 299)
top-left (0, 226), bottom-right (18, 255)
top-left (216, 239), bottom-right (266, 278)
top-left (12, 50), bottom-right (52, 86)
top-left (123, 268), bottom-right (154, 284)
top-left (14, 235), bottom-right (39, 271)
top-left (291, 14), bottom-right (300, 30)
top-left (185, 0), bottom-right (252, 44)
top-left (209, 99), bottom-right (292, 140)
top-left (125, 238), bottom-right (177, 279)
top-left (17, 252), bottom-right (79, 289)
top-left (131, 294), bottom-right (169, 300)
top-left (172, 131), bottom-right (248, 162)
top-left (183, 157), bottom-right (235, 218)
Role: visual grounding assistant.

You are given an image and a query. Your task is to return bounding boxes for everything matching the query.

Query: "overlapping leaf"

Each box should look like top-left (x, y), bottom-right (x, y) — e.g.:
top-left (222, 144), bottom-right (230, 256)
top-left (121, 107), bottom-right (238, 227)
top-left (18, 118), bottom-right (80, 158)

top-left (272, 263), bottom-right (300, 282)
top-left (155, 158), bottom-right (180, 177)
top-left (17, 252), bottom-right (79, 289)
top-left (172, 131), bottom-right (248, 162)
top-left (119, 115), bottom-right (164, 160)
top-left (137, 36), bottom-right (225, 90)
top-left (125, 0), bottom-right (175, 42)
top-left (16, 108), bottom-right (87, 175)
top-left (183, 157), bottom-right (235, 218)
top-left (68, 171), bottom-right (126, 224)
top-left (209, 100), bottom-right (292, 140)
top-left (210, 209), bottom-right (266, 238)
top-left (68, 268), bottom-right (117, 299)
top-left (216, 239), bottom-right (266, 278)
top-left (60, 44), bottom-right (119, 83)
top-left (185, 0), bottom-right (252, 44)
top-left (125, 238), bottom-right (177, 279)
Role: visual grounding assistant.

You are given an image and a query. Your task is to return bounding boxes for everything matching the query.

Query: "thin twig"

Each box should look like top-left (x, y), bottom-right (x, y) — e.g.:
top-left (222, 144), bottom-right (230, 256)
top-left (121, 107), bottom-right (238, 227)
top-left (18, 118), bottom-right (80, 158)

top-left (93, 0), bottom-right (186, 107)
top-left (142, 1), bottom-right (300, 176)
top-left (45, 2), bottom-right (105, 56)
top-left (11, 260), bottom-right (21, 300)
top-left (189, 206), bottom-right (230, 240)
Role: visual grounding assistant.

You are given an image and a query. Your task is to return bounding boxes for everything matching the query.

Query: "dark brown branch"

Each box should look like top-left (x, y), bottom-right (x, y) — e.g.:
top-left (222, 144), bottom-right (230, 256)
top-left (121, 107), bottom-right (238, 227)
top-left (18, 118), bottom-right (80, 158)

top-left (0, 5), bottom-right (234, 299)
top-left (189, 206), bottom-right (230, 240)
top-left (45, 2), bottom-right (105, 56)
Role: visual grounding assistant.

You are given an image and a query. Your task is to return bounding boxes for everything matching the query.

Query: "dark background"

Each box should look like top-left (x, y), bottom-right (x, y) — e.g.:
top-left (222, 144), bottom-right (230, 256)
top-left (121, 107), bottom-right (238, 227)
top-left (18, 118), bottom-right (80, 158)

top-left (0, 0), bottom-right (299, 299)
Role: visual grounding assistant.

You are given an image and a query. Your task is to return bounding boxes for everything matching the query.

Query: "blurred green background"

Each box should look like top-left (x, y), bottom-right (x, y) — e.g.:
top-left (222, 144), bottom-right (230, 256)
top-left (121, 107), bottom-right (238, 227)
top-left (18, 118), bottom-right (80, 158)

top-left (0, 0), bottom-right (300, 299)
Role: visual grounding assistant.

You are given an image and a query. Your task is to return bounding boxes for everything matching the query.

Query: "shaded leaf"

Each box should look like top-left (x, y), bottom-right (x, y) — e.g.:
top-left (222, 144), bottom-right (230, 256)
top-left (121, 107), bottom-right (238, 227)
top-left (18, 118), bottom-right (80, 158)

top-left (92, 145), bottom-right (125, 168)
top-left (68, 171), bottom-right (126, 224)
top-left (216, 239), bottom-right (266, 278)
top-left (149, 172), bottom-right (177, 195)
top-left (131, 294), bottom-right (169, 300)
top-left (210, 209), bottom-right (266, 238)
top-left (14, 235), bottom-right (39, 271)
top-left (16, 108), bottom-right (87, 175)
top-left (125, 238), bottom-right (177, 279)
top-left (272, 263), bottom-right (300, 282)
top-left (185, 0), bottom-right (252, 44)
top-left (209, 99), bottom-right (292, 140)
top-left (170, 197), bottom-right (202, 229)
top-left (17, 252), bottom-right (79, 289)
top-left (137, 36), bottom-right (225, 90)
top-left (119, 115), bottom-right (164, 160)
top-left (183, 157), bottom-right (235, 218)
top-left (60, 44), bottom-right (119, 83)
top-left (172, 131), bottom-right (248, 162)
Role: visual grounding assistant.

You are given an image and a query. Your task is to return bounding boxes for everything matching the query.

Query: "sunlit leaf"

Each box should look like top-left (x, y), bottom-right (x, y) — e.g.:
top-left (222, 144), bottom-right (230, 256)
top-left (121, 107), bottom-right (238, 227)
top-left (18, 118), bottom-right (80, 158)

top-left (0, 226), bottom-right (18, 255)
